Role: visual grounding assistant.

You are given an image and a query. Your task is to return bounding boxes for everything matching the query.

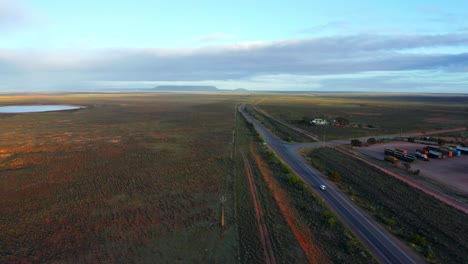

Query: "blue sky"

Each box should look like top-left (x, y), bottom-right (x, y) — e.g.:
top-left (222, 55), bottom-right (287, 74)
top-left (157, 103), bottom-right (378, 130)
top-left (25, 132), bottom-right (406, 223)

top-left (1, 0), bottom-right (468, 92)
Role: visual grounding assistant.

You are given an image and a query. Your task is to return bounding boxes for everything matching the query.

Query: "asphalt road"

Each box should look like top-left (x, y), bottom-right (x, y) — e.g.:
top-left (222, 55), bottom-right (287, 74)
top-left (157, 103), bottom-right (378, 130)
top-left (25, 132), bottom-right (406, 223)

top-left (240, 105), bottom-right (423, 264)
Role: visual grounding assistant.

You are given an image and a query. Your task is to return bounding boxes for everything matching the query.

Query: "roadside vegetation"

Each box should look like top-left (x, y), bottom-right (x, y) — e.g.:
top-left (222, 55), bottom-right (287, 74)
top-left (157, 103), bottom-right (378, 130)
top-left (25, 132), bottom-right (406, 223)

top-left (244, 104), bottom-right (314, 143)
top-left (306, 147), bottom-right (468, 263)
top-left (236, 114), bottom-right (376, 263)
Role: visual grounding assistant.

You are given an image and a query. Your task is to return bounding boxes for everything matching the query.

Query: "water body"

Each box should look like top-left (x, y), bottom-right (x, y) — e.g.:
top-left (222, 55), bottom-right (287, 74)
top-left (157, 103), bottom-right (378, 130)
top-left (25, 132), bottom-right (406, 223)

top-left (0, 105), bottom-right (84, 113)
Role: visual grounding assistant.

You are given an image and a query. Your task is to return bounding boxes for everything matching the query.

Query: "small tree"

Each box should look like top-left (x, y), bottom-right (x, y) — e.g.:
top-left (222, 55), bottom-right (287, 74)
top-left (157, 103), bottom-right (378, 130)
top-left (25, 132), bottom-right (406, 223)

top-left (335, 116), bottom-right (350, 126)
top-left (329, 171), bottom-right (341, 182)
top-left (288, 175), bottom-right (299, 185)
top-left (302, 116), bottom-right (311, 124)
top-left (351, 139), bottom-right (362, 147)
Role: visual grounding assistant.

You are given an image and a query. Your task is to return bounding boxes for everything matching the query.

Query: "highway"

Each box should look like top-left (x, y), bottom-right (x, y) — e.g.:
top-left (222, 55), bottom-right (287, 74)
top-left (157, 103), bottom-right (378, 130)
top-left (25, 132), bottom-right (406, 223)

top-left (239, 105), bottom-right (423, 264)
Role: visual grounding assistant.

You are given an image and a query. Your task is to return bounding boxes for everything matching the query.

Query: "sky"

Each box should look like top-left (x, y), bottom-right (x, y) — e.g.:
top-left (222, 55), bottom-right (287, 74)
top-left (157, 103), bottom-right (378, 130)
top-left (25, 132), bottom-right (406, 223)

top-left (1, 0), bottom-right (468, 92)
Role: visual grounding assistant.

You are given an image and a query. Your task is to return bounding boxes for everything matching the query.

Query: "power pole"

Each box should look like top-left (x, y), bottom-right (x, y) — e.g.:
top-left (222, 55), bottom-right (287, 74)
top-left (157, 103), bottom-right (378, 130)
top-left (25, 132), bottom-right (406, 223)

top-left (220, 195), bottom-right (226, 228)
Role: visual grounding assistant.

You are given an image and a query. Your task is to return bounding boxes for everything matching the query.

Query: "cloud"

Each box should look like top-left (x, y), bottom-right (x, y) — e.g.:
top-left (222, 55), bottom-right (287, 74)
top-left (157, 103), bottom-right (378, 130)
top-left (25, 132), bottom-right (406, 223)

top-left (195, 32), bottom-right (236, 43)
top-left (1, 33), bottom-right (468, 91)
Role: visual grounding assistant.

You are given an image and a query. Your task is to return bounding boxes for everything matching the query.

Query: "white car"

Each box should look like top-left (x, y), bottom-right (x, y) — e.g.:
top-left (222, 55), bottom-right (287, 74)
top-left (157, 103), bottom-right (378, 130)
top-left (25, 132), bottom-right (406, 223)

top-left (320, 184), bottom-right (326, 191)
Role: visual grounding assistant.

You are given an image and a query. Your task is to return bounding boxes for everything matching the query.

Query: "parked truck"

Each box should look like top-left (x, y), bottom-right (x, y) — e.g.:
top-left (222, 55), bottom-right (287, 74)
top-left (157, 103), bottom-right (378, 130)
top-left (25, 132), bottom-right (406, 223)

top-left (416, 149), bottom-right (428, 155)
top-left (428, 150), bottom-right (443, 159)
top-left (395, 148), bottom-right (408, 154)
top-left (415, 151), bottom-right (429, 161)
top-left (385, 155), bottom-right (399, 164)
top-left (394, 151), bottom-right (405, 159)
top-left (456, 145), bottom-right (468, 154)
top-left (402, 154), bottom-right (416, 162)
top-left (384, 148), bottom-right (394, 155)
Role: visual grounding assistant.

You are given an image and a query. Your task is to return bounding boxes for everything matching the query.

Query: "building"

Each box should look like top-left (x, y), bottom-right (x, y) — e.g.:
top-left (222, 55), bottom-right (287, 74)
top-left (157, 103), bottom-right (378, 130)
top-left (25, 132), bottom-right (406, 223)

top-left (310, 118), bottom-right (329, 125)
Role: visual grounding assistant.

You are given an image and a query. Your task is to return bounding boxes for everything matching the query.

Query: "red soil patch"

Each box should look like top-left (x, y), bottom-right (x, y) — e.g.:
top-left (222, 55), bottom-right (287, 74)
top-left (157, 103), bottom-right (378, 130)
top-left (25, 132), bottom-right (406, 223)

top-left (241, 151), bottom-right (277, 264)
top-left (249, 144), bottom-right (328, 264)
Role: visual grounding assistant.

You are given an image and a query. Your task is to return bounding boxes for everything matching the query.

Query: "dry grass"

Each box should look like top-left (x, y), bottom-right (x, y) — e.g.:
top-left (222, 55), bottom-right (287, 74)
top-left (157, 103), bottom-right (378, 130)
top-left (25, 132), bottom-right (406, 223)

top-left (0, 93), bottom-right (242, 262)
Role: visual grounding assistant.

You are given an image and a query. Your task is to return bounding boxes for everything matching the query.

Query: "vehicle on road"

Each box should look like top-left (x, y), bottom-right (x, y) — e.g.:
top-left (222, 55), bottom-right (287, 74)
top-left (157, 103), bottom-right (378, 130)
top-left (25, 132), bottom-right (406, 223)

top-left (319, 184), bottom-right (327, 191)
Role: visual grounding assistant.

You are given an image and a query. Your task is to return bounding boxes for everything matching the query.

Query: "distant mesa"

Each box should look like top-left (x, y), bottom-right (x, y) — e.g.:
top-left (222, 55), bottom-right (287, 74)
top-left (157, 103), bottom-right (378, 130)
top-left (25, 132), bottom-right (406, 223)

top-left (152, 86), bottom-right (249, 92)
top-left (152, 85), bottom-right (219, 92)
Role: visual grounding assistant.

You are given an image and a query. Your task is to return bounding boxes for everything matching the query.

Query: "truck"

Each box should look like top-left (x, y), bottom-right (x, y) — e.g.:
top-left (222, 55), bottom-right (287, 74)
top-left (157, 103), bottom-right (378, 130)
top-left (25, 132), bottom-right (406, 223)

top-left (439, 148), bottom-right (453, 158)
top-left (402, 154), bottom-right (416, 162)
top-left (384, 148), bottom-right (394, 155)
top-left (456, 145), bottom-right (468, 154)
top-left (415, 151), bottom-right (429, 161)
top-left (428, 150), bottom-right (443, 159)
top-left (394, 151), bottom-right (405, 159)
top-left (385, 155), bottom-right (399, 164)
top-left (395, 148), bottom-right (408, 154)
top-left (416, 149), bottom-right (428, 155)
top-left (441, 146), bottom-right (460, 157)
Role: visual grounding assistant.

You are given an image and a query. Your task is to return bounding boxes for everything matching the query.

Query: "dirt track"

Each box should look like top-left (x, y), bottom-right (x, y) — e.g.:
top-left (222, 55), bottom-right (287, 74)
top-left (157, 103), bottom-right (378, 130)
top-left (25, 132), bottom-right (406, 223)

top-left (241, 151), bottom-right (277, 264)
top-left (249, 144), bottom-right (327, 264)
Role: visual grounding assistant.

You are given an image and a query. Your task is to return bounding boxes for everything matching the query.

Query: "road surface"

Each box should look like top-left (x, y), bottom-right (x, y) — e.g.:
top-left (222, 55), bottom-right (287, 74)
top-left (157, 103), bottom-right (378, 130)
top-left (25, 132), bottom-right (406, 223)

top-left (240, 105), bottom-right (423, 264)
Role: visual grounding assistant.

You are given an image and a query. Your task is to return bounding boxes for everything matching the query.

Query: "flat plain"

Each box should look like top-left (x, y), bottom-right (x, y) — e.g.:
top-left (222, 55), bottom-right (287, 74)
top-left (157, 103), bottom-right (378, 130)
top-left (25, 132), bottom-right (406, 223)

top-left (0, 93), bottom-right (242, 262)
top-left (1, 92), bottom-right (466, 263)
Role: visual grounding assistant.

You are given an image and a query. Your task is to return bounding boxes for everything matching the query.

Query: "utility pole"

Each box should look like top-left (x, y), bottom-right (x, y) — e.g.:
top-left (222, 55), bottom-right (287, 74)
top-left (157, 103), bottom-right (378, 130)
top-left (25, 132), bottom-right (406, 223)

top-left (220, 195), bottom-right (226, 228)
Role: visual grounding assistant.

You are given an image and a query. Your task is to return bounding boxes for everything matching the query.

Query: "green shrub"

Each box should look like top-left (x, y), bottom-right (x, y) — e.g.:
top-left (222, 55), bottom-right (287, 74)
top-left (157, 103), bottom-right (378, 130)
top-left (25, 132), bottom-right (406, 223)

top-left (351, 139), bottom-right (362, 147)
top-left (412, 235), bottom-right (427, 247)
top-left (288, 175), bottom-right (300, 185)
top-left (329, 171), bottom-right (341, 182)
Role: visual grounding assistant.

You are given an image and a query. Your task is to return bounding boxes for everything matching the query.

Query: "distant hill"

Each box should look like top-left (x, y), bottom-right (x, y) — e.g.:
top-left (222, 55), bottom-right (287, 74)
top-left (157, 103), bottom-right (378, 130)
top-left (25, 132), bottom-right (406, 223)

top-left (233, 88), bottom-right (248, 92)
top-left (152, 85), bottom-right (219, 92)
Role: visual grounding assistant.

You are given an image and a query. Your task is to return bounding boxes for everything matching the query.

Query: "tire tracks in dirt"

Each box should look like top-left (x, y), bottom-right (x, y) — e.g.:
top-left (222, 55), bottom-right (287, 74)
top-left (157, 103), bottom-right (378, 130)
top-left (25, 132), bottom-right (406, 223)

top-left (249, 143), bottom-right (328, 264)
top-left (241, 151), bottom-right (277, 264)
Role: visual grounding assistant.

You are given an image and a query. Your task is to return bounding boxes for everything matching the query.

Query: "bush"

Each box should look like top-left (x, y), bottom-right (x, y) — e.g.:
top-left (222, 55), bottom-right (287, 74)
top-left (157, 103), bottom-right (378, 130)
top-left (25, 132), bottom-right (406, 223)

top-left (412, 235), bottom-right (427, 247)
top-left (335, 116), bottom-right (350, 126)
top-left (281, 163), bottom-right (291, 174)
top-left (329, 171), bottom-right (341, 182)
top-left (351, 139), bottom-right (362, 147)
top-left (288, 175), bottom-right (300, 185)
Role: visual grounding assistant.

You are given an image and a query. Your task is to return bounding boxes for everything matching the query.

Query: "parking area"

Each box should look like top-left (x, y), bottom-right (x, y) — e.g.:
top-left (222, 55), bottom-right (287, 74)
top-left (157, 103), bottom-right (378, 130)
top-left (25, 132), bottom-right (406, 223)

top-left (359, 142), bottom-right (468, 194)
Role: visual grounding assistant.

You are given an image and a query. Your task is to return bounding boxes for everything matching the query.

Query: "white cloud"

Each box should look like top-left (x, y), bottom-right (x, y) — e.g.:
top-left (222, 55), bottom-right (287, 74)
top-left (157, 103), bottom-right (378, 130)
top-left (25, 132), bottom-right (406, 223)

top-left (1, 33), bottom-right (468, 92)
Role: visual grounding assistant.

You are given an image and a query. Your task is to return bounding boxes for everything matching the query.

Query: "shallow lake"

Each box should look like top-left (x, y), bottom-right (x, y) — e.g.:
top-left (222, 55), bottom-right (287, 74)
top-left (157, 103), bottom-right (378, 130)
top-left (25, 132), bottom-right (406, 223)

top-left (0, 105), bottom-right (84, 113)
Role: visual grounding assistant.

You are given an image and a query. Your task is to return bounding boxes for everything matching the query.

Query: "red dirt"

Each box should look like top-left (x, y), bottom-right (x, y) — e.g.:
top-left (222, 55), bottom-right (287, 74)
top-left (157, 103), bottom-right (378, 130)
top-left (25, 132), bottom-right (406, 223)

top-left (241, 151), bottom-right (277, 264)
top-left (250, 144), bottom-right (327, 264)
top-left (335, 148), bottom-right (468, 214)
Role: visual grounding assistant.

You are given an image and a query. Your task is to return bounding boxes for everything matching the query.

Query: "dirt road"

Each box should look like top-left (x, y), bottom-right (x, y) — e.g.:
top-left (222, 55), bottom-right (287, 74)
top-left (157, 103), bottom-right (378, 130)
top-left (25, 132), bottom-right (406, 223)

top-left (241, 151), bottom-right (277, 264)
